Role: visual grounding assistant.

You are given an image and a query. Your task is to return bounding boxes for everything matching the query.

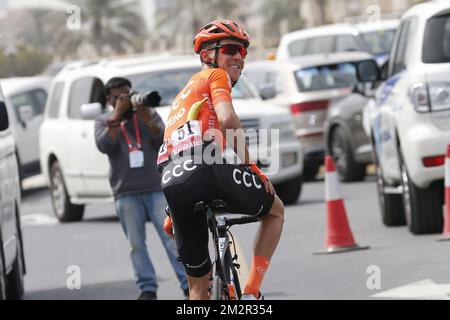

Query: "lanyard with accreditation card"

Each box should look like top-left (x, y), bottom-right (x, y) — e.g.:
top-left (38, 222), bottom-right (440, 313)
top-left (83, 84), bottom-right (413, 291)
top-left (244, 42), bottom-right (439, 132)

top-left (120, 113), bottom-right (144, 168)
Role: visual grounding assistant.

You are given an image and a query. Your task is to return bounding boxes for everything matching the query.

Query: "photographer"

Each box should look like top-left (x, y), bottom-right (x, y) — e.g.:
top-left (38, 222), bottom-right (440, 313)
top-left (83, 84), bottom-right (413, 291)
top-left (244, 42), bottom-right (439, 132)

top-left (95, 77), bottom-right (188, 300)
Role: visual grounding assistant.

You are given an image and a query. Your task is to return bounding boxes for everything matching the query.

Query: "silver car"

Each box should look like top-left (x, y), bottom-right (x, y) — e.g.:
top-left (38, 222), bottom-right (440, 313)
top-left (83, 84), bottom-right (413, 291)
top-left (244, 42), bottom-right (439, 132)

top-left (0, 77), bottom-right (51, 184)
top-left (244, 51), bottom-right (373, 179)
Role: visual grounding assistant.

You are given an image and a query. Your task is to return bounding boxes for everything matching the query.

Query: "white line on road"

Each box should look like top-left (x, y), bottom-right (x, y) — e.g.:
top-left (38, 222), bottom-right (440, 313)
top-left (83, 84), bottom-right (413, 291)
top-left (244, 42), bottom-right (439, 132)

top-left (21, 213), bottom-right (58, 226)
top-left (372, 279), bottom-right (450, 300)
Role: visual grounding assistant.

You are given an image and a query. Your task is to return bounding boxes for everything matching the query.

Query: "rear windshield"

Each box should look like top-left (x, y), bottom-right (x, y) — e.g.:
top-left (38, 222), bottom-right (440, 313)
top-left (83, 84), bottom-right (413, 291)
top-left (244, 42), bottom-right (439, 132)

top-left (294, 63), bottom-right (356, 92)
top-left (360, 29), bottom-right (396, 55)
top-left (422, 14), bottom-right (450, 63)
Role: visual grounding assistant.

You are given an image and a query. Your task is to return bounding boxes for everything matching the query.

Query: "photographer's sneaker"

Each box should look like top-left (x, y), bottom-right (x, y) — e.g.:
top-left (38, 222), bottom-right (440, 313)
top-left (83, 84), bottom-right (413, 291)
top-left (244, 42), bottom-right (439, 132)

top-left (241, 292), bottom-right (264, 300)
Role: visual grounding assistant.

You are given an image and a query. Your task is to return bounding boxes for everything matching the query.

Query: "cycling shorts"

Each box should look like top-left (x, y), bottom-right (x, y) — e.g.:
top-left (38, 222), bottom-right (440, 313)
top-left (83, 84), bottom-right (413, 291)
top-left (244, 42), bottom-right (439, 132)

top-left (160, 152), bottom-right (274, 278)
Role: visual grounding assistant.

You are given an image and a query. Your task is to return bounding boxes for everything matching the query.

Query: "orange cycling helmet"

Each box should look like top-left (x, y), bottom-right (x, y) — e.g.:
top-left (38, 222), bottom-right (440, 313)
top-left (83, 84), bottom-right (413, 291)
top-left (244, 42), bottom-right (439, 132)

top-left (193, 19), bottom-right (250, 54)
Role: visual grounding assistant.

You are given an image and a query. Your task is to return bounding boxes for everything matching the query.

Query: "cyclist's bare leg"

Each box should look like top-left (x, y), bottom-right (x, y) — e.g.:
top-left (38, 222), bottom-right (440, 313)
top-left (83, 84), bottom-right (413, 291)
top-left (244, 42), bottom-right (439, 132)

top-left (187, 273), bottom-right (210, 300)
top-left (243, 195), bottom-right (284, 297)
top-left (254, 195), bottom-right (285, 258)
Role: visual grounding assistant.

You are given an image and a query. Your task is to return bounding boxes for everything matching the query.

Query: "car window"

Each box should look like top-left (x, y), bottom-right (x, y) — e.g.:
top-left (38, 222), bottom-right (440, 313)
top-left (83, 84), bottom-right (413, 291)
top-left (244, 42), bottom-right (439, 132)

top-left (305, 36), bottom-right (334, 55)
top-left (287, 39), bottom-right (307, 57)
top-left (422, 14), bottom-right (450, 63)
top-left (232, 76), bottom-right (256, 99)
top-left (33, 89), bottom-right (48, 112)
top-left (360, 29), bottom-right (396, 55)
top-left (335, 35), bottom-right (361, 52)
top-left (244, 69), bottom-right (282, 95)
top-left (294, 63), bottom-right (356, 92)
top-left (68, 77), bottom-right (103, 119)
top-left (48, 82), bottom-right (64, 119)
top-left (10, 89), bottom-right (47, 118)
top-left (127, 67), bottom-right (255, 106)
top-left (390, 19), bottom-right (412, 76)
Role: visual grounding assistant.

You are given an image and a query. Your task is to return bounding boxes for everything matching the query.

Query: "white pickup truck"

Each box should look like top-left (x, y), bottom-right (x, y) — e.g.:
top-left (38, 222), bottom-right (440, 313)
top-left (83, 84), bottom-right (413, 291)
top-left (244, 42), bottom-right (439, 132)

top-left (40, 56), bottom-right (303, 222)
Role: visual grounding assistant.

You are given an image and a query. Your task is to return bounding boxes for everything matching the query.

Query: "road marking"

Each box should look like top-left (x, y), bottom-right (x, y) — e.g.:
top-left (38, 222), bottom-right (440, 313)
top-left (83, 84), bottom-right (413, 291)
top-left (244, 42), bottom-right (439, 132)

top-left (21, 213), bottom-right (58, 226)
top-left (371, 279), bottom-right (450, 300)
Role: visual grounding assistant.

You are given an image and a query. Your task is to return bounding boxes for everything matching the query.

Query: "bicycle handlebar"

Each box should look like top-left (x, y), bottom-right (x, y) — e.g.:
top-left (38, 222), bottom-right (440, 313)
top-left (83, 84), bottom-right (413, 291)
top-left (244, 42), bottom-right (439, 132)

top-left (224, 215), bottom-right (260, 227)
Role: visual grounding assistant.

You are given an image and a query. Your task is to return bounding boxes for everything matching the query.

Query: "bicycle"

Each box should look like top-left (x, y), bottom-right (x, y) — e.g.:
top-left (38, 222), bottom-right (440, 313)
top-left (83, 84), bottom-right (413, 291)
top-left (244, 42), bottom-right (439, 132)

top-left (166, 199), bottom-right (259, 300)
top-left (193, 199), bottom-right (259, 300)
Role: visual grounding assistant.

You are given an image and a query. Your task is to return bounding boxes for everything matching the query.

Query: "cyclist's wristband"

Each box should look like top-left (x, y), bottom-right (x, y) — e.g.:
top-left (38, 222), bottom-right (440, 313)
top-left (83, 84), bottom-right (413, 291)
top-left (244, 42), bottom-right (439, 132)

top-left (249, 163), bottom-right (268, 183)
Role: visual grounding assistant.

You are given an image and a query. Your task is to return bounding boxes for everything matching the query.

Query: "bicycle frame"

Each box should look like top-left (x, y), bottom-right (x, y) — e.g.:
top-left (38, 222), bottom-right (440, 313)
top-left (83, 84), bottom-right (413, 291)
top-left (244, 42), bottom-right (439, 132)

top-left (206, 203), bottom-right (259, 300)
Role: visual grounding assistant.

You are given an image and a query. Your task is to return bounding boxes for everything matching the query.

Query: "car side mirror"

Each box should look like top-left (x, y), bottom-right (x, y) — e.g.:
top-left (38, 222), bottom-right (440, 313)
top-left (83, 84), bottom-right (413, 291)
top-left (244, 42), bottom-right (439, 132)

top-left (17, 105), bottom-right (34, 127)
top-left (0, 101), bottom-right (9, 131)
top-left (80, 102), bottom-right (103, 120)
top-left (355, 60), bottom-right (382, 97)
top-left (258, 83), bottom-right (276, 100)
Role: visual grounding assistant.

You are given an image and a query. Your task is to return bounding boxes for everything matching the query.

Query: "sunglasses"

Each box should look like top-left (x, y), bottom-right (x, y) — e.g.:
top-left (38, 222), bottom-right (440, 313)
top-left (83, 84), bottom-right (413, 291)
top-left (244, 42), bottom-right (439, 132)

top-left (211, 44), bottom-right (247, 58)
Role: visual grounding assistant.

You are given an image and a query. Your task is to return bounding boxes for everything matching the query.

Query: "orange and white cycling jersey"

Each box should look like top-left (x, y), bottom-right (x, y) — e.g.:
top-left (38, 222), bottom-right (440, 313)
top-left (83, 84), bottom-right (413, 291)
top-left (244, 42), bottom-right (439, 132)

top-left (157, 68), bottom-right (233, 165)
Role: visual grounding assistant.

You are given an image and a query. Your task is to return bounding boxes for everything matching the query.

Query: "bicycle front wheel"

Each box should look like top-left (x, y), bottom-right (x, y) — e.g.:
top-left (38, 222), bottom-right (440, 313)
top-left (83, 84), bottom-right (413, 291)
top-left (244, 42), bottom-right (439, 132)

top-left (211, 275), bottom-right (226, 300)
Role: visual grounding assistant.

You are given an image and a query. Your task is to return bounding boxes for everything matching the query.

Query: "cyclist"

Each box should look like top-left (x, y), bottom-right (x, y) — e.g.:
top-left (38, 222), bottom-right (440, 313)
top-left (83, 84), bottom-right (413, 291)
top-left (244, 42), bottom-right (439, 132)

top-left (158, 19), bottom-right (285, 300)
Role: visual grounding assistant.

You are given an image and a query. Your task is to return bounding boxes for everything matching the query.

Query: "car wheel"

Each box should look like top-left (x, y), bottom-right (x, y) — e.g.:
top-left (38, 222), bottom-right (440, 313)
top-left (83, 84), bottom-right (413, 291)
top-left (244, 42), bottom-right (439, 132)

top-left (400, 154), bottom-right (443, 234)
top-left (275, 175), bottom-right (303, 205)
top-left (50, 161), bottom-right (84, 222)
top-left (5, 216), bottom-right (24, 300)
top-left (375, 163), bottom-right (406, 227)
top-left (330, 126), bottom-right (366, 182)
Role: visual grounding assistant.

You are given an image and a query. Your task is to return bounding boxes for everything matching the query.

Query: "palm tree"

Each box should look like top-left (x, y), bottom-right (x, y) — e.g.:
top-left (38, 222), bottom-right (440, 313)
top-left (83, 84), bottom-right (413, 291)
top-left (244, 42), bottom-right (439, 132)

top-left (154, 0), bottom-right (240, 51)
top-left (69, 0), bottom-right (146, 55)
top-left (259, 0), bottom-right (305, 47)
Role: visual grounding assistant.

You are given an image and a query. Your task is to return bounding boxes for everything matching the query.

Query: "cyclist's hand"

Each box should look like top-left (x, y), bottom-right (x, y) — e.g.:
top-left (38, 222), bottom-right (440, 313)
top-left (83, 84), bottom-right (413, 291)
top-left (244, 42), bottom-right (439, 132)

top-left (163, 216), bottom-right (175, 239)
top-left (249, 163), bottom-right (275, 195)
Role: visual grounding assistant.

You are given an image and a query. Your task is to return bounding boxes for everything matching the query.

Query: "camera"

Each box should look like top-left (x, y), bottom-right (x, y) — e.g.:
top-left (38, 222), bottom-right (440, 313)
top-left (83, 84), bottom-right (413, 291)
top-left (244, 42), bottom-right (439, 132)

top-left (129, 90), bottom-right (161, 108)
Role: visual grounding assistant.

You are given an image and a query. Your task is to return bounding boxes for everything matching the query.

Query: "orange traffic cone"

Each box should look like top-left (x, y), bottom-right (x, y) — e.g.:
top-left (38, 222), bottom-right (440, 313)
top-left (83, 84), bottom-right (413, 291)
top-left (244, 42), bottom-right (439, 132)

top-left (314, 156), bottom-right (369, 254)
top-left (438, 145), bottom-right (450, 241)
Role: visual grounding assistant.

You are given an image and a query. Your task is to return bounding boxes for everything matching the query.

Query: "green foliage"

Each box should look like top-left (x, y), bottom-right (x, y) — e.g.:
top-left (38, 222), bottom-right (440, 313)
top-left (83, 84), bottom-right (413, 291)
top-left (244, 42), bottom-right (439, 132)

top-left (0, 46), bottom-right (52, 78)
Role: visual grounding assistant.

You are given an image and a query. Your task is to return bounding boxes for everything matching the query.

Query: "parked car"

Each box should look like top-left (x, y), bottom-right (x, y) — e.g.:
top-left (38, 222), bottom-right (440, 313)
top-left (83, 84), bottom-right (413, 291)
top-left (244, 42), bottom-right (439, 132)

top-left (357, 0), bottom-right (450, 234)
top-left (244, 51), bottom-right (373, 180)
top-left (0, 77), bottom-right (52, 185)
top-left (324, 92), bottom-right (372, 181)
top-left (40, 55), bottom-right (304, 222)
top-left (275, 21), bottom-right (398, 66)
top-left (0, 83), bottom-right (26, 300)
top-left (354, 19), bottom-right (399, 66)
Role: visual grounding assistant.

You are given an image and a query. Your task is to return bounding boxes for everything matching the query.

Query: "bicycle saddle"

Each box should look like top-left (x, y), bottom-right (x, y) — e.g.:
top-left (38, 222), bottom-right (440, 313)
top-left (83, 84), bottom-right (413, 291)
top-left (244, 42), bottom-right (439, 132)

top-left (193, 199), bottom-right (228, 214)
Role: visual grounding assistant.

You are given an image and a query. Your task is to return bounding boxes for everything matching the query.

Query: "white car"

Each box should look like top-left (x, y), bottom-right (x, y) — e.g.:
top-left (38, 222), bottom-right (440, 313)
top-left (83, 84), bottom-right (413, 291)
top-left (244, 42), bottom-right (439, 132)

top-left (40, 56), bottom-right (303, 222)
top-left (361, 1), bottom-right (450, 234)
top-left (0, 77), bottom-right (52, 183)
top-left (276, 21), bottom-right (398, 66)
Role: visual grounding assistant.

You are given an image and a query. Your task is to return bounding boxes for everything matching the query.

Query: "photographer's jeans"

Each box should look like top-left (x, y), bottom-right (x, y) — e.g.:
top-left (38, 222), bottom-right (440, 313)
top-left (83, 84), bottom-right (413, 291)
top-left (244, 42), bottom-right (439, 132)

top-left (115, 191), bottom-right (188, 294)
